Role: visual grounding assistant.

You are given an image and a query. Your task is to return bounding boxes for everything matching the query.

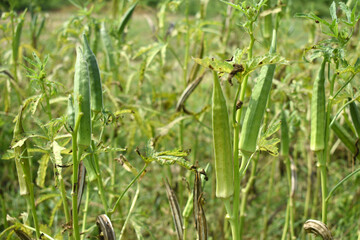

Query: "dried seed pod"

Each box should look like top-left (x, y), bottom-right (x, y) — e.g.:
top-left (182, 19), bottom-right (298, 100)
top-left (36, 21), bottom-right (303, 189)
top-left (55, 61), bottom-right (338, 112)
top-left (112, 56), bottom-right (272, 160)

top-left (164, 179), bottom-right (183, 240)
top-left (193, 171), bottom-right (207, 240)
top-left (96, 214), bottom-right (116, 240)
top-left (76, 161), bottom-right (86, 214)
top-left (303, 219), bottom-right (333, 240)
top-left (14, 229), bottom-right (32, 240)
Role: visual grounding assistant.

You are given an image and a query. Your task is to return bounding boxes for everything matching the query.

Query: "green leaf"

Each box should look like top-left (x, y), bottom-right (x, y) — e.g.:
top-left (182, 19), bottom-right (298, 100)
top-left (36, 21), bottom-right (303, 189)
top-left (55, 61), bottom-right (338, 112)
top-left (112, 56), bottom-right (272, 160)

top-left (244, 53), bottom-right (289, 75)
top-left (83, 154), bottom-right (97, 182)
top-left (11, 136), bottom-right (29, 149)
top-left (258, 119), bottom-right (281, 156)
top-left (258, 137), bottom-right (280, 156)
top-left (36, 154), bottom-right (50, 188)
top-left (118, 2), bottom-right (138, 35)
top-left (262, 119), bottom-right (281, 139)
top-left (192, 57), bottom-right (233, 75)
top-left (330, 2), bottom-right (337, 22)
top-left (339, 2), bottom-right (352, 22)
top-left (295, 13), bottom-right (330, 26)
top-left (35, 193), bottom-right (59, 205)
top-left (52, 141), bottom-right (65, 167)
top-left (220, 0), bottom-right (244, 12)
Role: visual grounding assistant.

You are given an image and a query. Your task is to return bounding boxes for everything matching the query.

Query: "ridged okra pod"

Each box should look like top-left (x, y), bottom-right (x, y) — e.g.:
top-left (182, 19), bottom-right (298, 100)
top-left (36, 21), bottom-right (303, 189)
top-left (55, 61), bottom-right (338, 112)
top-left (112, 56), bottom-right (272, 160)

top-left (83, 34), bottom-right (104, 113)
top-left (74, 47), bottom-right (92, 147)
top-left (212, 72), bottom-right (234, 198)
top-left (310, 59), bottom-right (326, 151)
top-left (349, 100), bottom-right (360, 138)
top-left (239, 29), bottom-right (277, 158)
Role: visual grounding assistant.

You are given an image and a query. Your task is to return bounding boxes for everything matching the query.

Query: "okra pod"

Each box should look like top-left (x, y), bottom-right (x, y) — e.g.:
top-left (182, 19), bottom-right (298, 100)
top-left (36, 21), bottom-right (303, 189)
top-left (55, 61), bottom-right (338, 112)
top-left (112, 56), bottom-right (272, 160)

top-left (310, 59), bottom-right (326, 151)
top-left (83, 34), bottom-right (104, 113)
top-left (239, 29), bottom-right (277, 157)
top-left (212, 72), bottom-right (234, 198)
top-left (74, 47), bottom-right (92, 147)
top-left (349, 99), bottom-right (360, 138)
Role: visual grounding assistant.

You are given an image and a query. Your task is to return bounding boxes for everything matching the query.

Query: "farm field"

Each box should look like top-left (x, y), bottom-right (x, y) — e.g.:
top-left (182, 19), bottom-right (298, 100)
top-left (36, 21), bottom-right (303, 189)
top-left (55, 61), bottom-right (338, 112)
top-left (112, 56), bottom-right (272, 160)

top-left (1, 0), bottom-right (360, 239)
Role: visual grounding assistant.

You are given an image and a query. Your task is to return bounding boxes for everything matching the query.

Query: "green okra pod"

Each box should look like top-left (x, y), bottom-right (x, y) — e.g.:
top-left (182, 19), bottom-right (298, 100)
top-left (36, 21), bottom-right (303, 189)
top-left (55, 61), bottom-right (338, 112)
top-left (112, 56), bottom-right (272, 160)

top-left (331, 119), bottom-right (357, 155)
top-left (239, 29), bottom-right (277, 157)
top-left (83, 34), bottom-right (104, 113)
top-left (212, 72), bottom-right (234, 198)
top-left (310, 59), bottom-right (326, 151)
top-left (349, 99), bottom-right (360, 138)
top-left (74, 47), bottom-right (92, 147)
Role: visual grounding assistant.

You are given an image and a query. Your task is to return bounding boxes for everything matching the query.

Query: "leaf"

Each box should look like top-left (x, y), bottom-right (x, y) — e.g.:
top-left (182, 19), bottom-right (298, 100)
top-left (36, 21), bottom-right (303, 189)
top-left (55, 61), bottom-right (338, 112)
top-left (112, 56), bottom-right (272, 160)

top-left (116, 155), bottom-right (138, 176)
top-left (258, 120), bottom-right (281, 156)
top-left (52, 141), bottom-right (65, 167)
top-left (35, 193), bottom-right (59, 206)
top-left (146, 43), bottom-right (167, 68)
top-left (192, 57), bottom-right (233, 75)
top-left (156, 116), bottom-right (191, 138)
top-left (339, 2), bottom-right (352, 22)
top-left (220, 0), bottom-right (244, 13)
top-left (330, 2), bottom-right (337, 22)
top-left (258, 137), bottom-right (280, 156)
top-left (83, 154), bottom-right (97, 182)
top-left (295, 13), bottom-right (330, 26)
top-left (133, 43), bottom-right (160, 59)
top-left (11, 136), bottom-right (29, 149)
top-left (244, 53), bottom-right (289, 75)
top-left (262, 119), bottom-right (281, 139)
top-left (118, 2), bottom-right (138, 35)
top-left (2, 150), bottom-right (14, 160)
top-left (36, 154), bottom-right (50, 188)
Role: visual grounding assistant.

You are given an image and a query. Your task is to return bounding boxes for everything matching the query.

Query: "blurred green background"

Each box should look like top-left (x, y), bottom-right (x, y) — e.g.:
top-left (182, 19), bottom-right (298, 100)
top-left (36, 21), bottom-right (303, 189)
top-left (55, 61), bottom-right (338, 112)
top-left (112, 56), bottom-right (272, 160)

top-left (1, 0), bottom-right (339, 16)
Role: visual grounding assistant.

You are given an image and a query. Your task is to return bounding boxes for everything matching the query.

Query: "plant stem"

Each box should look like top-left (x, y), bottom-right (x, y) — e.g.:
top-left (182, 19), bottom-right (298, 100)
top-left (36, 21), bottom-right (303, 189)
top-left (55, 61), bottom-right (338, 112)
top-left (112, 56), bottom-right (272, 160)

top-left (72, 112), bottom-right (83, 240)
top-left (91, 141), bottom-right (109, 214)
top-left (119, 182), bottom-right (140, 240)
top-left (281, 202), bottom-right (290, 240)
top-left (261, 157), bottom-right (276, 240)
top-left (108, 163), bottom-right (148, 217)
top-left (59, 174), bottom-right (71, 225)
top-left (316, 150), bottom-right (327, 224)
top-left (239, 154), bottom-right (258, 239)
top-left (81, 182), bottom-right (90, 240)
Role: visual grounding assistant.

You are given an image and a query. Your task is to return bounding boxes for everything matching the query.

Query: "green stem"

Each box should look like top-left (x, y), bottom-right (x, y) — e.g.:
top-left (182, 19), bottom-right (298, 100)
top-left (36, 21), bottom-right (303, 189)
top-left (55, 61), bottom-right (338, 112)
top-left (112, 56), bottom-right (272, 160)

top-left (81, 182), bottom-right (90, 240)
top-left (59, 174), bottom-right (71, 225)
top-left (183, 0), bottom-right (190, 85)
top-left (27, 183), bottom-right (40, 239)
top-left (316, 150), bottom-right (327, 224)
top-left (281, 202), bottom-right (290, 240)
top-left (261, 157), bottom-right (276, 240)
top-left (223, 198), bottom-right (238, 240)
top-left (239, 155), bottom-right (258, 239)
top-left (326, 167), bottom-right (360, 203)
top-left (20, 145), bottom-right (40, 238)
top-left (119, 182), bottom-right (140, 240)
top-left (72, 112), bottom-right (83, 240)
top-left (91, 141), bottom-right (109, 214)
top-left (108, 163), bottom-right (148, 217)
top-left (0, 195), bottom-right (7, 229)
